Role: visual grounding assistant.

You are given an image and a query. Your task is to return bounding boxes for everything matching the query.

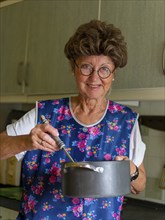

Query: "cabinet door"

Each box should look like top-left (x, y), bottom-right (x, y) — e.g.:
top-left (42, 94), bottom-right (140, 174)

top-left (0, 1), bottom-right (28, 95)
top-left (26, 0), bottom-right (99, 95)
top-left (101, 0), bottom-right (165, 89)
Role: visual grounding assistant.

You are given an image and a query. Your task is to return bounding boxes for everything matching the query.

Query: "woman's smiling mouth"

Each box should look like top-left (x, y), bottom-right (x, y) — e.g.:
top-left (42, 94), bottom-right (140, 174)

top-left (87, 83), bottom-right (102, 88)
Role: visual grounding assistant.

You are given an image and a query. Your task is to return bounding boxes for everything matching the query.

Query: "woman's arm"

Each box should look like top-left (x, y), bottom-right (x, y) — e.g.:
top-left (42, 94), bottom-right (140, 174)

top-left (0, 108), bottom-right (61, 160)
top-left (130, 161), bottom-right (146, 194)
top-left (0, 123), bottom-right (61, 160)
top-left (127, 116), bottom-right (146, 193)
top-left (0, 131), bottom-right (32, 160)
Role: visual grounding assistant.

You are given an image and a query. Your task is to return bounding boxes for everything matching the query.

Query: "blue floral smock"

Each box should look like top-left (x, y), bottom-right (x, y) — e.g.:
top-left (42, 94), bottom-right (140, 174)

top-left (17, 98), bottom-right (137, 220)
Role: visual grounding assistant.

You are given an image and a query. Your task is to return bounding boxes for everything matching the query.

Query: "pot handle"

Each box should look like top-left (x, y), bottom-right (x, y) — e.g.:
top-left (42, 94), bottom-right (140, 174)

top-left (63, 162), bottom-right (104, 173)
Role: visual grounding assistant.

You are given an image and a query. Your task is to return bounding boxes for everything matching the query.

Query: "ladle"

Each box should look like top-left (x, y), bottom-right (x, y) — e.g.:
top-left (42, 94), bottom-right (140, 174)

top-left (40, 115), bottom-right (75, 162)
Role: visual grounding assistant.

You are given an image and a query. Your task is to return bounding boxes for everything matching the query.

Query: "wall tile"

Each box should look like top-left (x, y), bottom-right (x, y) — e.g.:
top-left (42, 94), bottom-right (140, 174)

top-left (149, 128), bottom-right (165, 138)
top-left (146, 156), bottom-right (164, 178)
top-left (145, 177), bottom-right (162, 200)
top-left (147, 136), bottom-right (165, 157)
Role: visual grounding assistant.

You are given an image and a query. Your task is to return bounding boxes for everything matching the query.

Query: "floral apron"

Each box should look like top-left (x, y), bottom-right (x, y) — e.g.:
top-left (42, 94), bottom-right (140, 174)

top-left (17, 98), bottom-right (137, 220)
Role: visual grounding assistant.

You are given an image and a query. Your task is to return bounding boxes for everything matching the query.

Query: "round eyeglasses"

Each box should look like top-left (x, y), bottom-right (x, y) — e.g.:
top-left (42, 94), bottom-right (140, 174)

top-left (75, 62), bottom-right (114, 79)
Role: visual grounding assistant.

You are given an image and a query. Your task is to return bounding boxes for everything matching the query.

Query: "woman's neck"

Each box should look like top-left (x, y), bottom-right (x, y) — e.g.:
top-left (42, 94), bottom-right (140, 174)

top-left (72, 96), bottom-right (107, 112)
top-left (70, 96), bottom-right (108, 125)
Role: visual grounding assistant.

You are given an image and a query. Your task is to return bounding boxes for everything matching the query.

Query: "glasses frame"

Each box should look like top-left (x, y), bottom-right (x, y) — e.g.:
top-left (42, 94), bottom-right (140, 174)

top-left (74, 60), bottom-right (115, 79)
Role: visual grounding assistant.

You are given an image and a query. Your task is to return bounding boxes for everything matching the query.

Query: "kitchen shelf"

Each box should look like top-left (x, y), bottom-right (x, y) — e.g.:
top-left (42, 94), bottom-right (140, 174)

top-left (0, 87), bottom-right (164, 104)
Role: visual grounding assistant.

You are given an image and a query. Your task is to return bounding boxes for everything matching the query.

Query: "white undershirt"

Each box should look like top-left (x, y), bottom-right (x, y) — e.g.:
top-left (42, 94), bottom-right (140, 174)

top-left (6, 105), bottom-right (146, 167)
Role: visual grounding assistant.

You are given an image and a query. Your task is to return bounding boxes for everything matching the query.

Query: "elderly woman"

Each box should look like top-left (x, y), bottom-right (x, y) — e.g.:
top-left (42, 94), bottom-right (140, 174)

top-left (0, 20), bottom-right (146, 220)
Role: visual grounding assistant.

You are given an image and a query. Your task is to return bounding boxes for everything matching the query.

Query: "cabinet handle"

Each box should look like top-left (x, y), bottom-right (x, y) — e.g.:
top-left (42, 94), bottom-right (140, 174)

top-left (163, 46), bottom-right (165, 74)
top-left (17, 61), bottom-right (24, 85)
top-left (24, 62), bottom-right (30, 86)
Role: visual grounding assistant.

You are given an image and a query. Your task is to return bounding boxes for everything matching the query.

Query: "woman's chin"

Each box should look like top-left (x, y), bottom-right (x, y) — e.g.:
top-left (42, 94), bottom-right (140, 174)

top-left (85, 92), bottom-right (104, 100)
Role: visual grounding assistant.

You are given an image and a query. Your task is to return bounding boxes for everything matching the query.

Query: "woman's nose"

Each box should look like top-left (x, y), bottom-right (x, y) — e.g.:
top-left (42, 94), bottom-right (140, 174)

top-left (88, 70), bottom-right (100, 80)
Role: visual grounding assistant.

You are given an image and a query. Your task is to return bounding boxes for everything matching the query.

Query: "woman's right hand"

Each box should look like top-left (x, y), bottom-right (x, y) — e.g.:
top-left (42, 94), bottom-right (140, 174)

top-left (29, 123), bottom-right (60, 153)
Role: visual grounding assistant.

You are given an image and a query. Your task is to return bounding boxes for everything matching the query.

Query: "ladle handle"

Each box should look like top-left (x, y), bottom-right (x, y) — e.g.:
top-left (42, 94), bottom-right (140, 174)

top-left (40, 115), bottom-right (75, 162)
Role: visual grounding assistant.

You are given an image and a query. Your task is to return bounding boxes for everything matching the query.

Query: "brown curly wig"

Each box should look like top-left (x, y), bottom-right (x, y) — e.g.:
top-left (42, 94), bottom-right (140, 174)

top-left (64, 20), bottom-right (127, 71)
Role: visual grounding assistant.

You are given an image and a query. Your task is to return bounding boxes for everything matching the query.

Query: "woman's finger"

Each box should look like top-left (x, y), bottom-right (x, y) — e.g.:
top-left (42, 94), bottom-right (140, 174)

top-left (115, 156), bottom-right (129, 161)
top-left (40, 139), bottom-right (60, 152)
top-left (29, 124), bottom-right (60, 151)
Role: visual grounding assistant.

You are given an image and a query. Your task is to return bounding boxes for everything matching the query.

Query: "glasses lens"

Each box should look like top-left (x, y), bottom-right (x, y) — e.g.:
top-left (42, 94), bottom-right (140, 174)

top-left (80, 64), bottom-right (93, 76)
top-left (98, 67), bottom-right (111, 78)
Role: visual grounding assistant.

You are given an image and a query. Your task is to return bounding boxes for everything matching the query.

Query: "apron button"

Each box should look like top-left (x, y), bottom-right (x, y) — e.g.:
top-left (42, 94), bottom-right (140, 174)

top-left (82, 127), bottom-right (88, 132)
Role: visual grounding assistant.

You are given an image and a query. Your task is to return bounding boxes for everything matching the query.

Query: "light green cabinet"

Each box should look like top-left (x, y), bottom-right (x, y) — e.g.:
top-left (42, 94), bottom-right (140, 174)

top-left (0, 1), bottom-right (29, 95)
top-left (26, 0), bottom-right (99, 95)
top-left (1, 0), bottom-right (163, 97)
top-left (0, 0), bottom-right (99, 96)
top-left (101, 0), bottom-right (165, 89)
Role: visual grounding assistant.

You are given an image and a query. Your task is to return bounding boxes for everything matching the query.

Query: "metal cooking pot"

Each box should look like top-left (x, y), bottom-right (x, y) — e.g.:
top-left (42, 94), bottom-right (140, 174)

top-left (61, 160), bottom-right (131, 198)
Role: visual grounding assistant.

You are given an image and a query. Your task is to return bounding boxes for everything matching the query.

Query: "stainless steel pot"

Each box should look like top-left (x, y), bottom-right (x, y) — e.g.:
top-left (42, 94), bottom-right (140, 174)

top-left (61, 160), bottom-right (131, 198)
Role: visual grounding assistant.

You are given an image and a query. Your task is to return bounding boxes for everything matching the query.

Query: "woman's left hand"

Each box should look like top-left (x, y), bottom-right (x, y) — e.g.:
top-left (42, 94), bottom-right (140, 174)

top-left (115, 156), bottom-right (146, 194)
top-left (115, 156), bottom-right (138, 177)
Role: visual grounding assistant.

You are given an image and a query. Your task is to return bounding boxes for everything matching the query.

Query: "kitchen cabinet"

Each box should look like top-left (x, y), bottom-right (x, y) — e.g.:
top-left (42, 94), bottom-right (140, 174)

top-left (0, 0), bottom-right (99, 96)
top-left (1, 0), bottom-right (164, 101)
top-left (100, 0), bottom-right (165, 89)
top-left (26, 0), bottom-right (99, 95)
top-left (0, 1), bottom-right (28, 95)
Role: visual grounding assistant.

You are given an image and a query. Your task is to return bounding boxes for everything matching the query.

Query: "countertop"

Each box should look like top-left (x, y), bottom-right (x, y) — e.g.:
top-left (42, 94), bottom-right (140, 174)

top-left (0, 186), bottom-right (22, 211)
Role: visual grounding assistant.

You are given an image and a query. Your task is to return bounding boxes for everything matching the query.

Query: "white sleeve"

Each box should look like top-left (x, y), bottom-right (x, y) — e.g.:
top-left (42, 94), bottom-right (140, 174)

top-left (6, 108), bottom-right (37, 160)
top-left (129, 116), bottom-right (146, 167)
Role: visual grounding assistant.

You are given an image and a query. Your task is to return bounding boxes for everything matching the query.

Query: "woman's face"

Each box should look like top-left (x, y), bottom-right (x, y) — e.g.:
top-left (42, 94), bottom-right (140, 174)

top-left (74, 55), bottom-right (115, 100)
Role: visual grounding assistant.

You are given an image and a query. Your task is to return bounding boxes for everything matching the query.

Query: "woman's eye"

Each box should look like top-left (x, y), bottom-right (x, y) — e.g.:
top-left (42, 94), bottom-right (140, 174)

top-left (81, 64), bottom-right (93, 72)
top-left (100, 67), bottom-right (110, 73)
top-left (82, 64), bottom-right (92, 69)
